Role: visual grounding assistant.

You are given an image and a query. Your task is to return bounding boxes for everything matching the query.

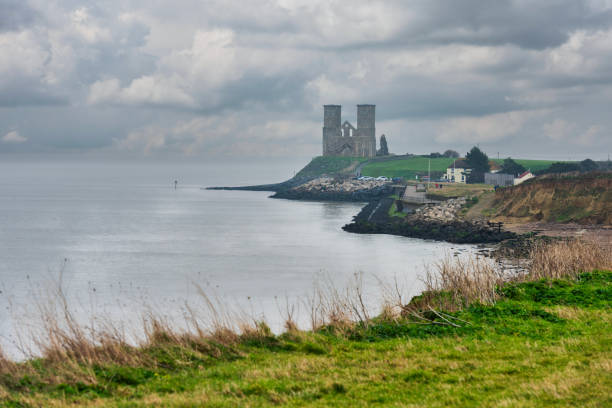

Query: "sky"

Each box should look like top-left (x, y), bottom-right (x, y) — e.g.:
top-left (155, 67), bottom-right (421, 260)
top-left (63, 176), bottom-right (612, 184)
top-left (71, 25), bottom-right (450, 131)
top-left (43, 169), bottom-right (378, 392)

top-left (1, 0), bottom-right (612, 160)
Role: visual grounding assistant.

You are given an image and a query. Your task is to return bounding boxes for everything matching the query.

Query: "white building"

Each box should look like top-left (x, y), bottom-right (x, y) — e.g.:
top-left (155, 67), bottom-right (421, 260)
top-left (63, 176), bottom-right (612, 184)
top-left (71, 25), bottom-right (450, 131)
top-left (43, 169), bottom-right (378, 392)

top-left (514, 170), bottom-right (534, 185)
top-left (444, 159), bottom-right (472, 183)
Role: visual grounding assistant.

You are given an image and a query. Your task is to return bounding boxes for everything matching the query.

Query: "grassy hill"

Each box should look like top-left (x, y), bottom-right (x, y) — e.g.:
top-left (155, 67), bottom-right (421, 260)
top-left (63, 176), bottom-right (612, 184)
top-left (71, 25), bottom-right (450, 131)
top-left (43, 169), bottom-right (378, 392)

top-left (294, 156), bottom-right (367, 179)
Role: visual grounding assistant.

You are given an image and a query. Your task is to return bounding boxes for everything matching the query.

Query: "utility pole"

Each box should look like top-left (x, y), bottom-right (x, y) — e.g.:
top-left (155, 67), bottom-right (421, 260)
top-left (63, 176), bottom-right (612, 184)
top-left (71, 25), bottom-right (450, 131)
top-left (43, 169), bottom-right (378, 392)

top-left (428, 159), bottom-right (431, 190)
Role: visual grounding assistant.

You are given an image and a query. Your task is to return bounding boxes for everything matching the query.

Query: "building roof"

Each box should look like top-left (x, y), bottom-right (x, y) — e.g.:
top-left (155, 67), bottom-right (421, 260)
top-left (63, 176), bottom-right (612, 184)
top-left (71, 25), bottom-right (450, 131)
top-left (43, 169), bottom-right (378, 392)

top-left (488, 160), bottom-right (501, 171)
top-left (448, 159), bottom-right (471, 169)
top-left (518, 170), bottom-right (532, 178)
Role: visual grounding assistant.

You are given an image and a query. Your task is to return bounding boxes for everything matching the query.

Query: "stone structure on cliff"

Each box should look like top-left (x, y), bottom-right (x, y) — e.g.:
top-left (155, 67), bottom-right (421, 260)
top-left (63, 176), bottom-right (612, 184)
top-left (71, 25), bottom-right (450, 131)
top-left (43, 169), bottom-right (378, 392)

top-left (322, 104), bottom-right (376, 157)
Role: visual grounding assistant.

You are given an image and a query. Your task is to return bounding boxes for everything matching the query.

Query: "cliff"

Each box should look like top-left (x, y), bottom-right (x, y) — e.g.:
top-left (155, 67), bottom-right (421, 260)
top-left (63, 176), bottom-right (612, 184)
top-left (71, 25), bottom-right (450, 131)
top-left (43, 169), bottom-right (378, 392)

top-left (489, 172), bottom-right (611, 224)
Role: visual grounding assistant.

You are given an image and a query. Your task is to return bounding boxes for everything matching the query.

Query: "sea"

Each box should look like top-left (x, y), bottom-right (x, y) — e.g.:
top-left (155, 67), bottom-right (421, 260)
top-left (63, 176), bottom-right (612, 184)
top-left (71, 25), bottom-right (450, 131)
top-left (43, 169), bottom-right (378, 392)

top-left (0, 157), bottom-right (475, 358)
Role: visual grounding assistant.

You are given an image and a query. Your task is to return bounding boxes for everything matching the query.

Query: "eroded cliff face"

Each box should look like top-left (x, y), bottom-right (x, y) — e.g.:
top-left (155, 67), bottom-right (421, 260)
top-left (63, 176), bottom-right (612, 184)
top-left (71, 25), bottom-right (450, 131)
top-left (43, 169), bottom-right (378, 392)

top-left (490, 173), bottom-right (611, 224)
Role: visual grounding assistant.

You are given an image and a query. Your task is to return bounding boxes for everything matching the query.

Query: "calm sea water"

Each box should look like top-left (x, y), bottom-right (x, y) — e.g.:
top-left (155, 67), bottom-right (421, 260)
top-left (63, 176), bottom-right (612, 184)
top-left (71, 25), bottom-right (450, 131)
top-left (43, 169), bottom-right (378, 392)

top-left (0, 158), bottom-right (474, 357)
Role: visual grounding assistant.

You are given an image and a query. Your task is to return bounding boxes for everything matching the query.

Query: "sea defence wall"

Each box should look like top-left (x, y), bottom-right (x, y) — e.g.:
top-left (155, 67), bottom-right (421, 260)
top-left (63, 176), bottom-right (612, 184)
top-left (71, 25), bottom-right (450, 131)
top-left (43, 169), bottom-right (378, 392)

top-left (272, 177), bottom-right (393, 201)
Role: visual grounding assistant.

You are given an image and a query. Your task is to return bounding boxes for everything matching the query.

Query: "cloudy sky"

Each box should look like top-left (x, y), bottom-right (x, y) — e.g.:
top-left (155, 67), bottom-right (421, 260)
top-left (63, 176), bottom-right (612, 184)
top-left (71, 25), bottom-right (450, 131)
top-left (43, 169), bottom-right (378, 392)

top-left (1, 0), bottom-right (612, 160)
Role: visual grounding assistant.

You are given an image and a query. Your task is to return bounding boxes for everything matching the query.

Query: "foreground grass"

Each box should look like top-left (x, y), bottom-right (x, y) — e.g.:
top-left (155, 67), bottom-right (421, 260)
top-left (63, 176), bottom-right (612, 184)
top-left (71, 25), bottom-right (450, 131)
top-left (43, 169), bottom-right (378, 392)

top-left (3, 270), bottom-right (610, 407)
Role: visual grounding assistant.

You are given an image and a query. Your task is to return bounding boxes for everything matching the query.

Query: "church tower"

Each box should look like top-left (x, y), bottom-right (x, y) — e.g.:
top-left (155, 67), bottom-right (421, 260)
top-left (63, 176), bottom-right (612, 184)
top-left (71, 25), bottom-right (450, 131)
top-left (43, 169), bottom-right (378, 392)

top-left (356, 104), bottom-right (376, 157)
top-left (322, 105), bottom-right (341, 156)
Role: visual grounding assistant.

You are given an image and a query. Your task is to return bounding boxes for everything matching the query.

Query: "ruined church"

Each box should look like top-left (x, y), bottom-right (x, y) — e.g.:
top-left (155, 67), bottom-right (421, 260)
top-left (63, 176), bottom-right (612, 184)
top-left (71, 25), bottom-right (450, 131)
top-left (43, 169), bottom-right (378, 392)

top-left (322, 104), bottom-right (376, 157)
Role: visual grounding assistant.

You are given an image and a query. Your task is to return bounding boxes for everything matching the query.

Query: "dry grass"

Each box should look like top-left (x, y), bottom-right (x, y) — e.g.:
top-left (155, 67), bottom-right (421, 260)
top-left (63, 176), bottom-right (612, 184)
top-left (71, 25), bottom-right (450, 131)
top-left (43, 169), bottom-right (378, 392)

top-left (417, 255), bottom-right (504, 311)
top-left (413, 239), bottom-right (611, 311)
top-left (306, 272), bottom-right (371, 332)
top-left (527, 239), bottom-right (612, 280)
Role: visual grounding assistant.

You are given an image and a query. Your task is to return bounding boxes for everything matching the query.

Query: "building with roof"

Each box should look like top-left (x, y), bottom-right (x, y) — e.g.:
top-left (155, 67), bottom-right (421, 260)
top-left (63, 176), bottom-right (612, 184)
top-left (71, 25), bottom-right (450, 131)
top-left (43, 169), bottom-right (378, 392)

top-left (443, 159), bottom-right (472, 183)
top-left (514, 170), bottom-right (534, 185)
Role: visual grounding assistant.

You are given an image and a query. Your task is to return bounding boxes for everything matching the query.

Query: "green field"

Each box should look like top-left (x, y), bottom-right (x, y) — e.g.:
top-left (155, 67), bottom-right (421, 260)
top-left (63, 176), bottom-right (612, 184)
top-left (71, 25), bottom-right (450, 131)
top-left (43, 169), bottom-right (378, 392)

top-left (361, 157), bottom-right (569, 179)
top-left (361, 157), bottom-right (455, 179)
top-left (491, 159), bottom-right (567, 172)
top-left (3, 270), bottom-right (611, 407)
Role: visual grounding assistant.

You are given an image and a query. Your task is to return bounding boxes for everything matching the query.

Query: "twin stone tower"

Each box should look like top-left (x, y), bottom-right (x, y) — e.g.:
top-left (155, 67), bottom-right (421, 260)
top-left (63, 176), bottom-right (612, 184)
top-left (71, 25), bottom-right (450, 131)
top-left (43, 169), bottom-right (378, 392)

top-left (322, 104), bottom-right (376, 158)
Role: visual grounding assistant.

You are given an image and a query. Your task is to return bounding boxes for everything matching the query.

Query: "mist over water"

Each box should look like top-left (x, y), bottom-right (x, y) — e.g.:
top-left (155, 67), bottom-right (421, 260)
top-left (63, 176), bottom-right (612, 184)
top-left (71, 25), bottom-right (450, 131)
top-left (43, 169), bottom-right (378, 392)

top-left (0, 158), bottom-right (475, 358)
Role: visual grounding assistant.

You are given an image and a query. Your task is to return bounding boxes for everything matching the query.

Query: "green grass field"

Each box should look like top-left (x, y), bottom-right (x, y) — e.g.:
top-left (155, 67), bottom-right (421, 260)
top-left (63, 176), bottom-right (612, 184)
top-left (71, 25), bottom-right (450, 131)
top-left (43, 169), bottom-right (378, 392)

top-left (491, 159), bottom-right (567, 172)
top-left (361, 157), bottom-right (455, 179)
top-left (361, 157), bottom-right (569, 179)
top-left (3, 270), bottom-right (611, 407)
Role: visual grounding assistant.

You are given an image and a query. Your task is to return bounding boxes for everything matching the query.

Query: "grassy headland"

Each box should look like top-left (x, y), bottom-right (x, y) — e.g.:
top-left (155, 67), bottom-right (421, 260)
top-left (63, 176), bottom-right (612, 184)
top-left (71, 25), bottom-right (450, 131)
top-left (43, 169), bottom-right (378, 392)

top-left (1, 240), bottom-right (611, 407)
top-left (294, 156), bottom-right (367, 179)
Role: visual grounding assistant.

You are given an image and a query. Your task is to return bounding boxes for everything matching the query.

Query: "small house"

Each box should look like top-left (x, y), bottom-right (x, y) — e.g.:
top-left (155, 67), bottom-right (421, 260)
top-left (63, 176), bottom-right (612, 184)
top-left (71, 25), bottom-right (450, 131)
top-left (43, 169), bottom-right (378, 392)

top-left (444, 159), bottom-right (472, 183)
top-left (514, 170), bottom-right (534, 185)
top-left (488, 160), bottom-right (502, 174)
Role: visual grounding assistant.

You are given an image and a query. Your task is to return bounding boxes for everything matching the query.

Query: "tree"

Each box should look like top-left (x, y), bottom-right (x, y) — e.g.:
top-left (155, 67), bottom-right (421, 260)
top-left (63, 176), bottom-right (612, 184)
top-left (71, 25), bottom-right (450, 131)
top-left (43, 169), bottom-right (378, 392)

top-left (579, 159), bottom-right (598, 172)
top-left (429, 152), bottom-right (443, 158)
top-left (443, 149), bottom-right (460, 158)
top-left (465, 146), bottom-right (490, 173)
top-left (501, 158), bottom-right (527, 176)
top-left (537, 162), bottom-right (579, 174)
top-left (377, 134), bottom-right (389, 156)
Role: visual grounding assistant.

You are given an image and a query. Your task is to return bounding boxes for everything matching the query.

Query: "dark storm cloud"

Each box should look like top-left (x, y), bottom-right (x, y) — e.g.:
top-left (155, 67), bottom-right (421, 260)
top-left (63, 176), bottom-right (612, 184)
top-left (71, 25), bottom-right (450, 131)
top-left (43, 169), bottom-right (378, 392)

top-left (0, 81), bottom-right (68, 107)
top-left (0, 0), bottom-right (38, 32)
top-left (239, 0), bottom-right (612, 52)
top-left (413, 0), bottom-right (612, 50)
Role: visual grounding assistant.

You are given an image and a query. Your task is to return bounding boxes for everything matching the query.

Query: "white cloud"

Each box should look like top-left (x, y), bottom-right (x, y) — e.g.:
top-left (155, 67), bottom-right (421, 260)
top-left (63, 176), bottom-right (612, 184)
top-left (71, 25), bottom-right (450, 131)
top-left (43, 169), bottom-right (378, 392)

top-left (88, 76), bottom-right (195, 107)
top-left (88, 29), bottom-right (242, 108)
top-left (2, 131), bottom-right (27, 143)
top-left (577, 125), bottom-right (603, 146)
top-left (70, 8), bottom-right (112, 44)
top-left (114, 127), bottom-right (166, 154)
top-left (163, 29), bottom-right (241, 88)
top-left (542, 119), bottom-right (576, 141)
top-left (436, 111), bottom-right (538, 144)
top-left (112, 114), bottom-right (320, 156)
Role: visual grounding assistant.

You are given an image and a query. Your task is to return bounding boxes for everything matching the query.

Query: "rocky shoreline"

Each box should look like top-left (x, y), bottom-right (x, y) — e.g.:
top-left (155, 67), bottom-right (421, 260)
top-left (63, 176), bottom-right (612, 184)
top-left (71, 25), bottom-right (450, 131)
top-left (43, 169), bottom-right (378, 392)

top-left (343, 218), bottom-right (516, 244)
top-left (209, 176), bottom-right (517, 244)
top-left (272, 177), bottom-right (394, 201)
top-left (342, 196), bottom-right (516, 244)
top-left (209, 176), bottom-right (395, 202)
